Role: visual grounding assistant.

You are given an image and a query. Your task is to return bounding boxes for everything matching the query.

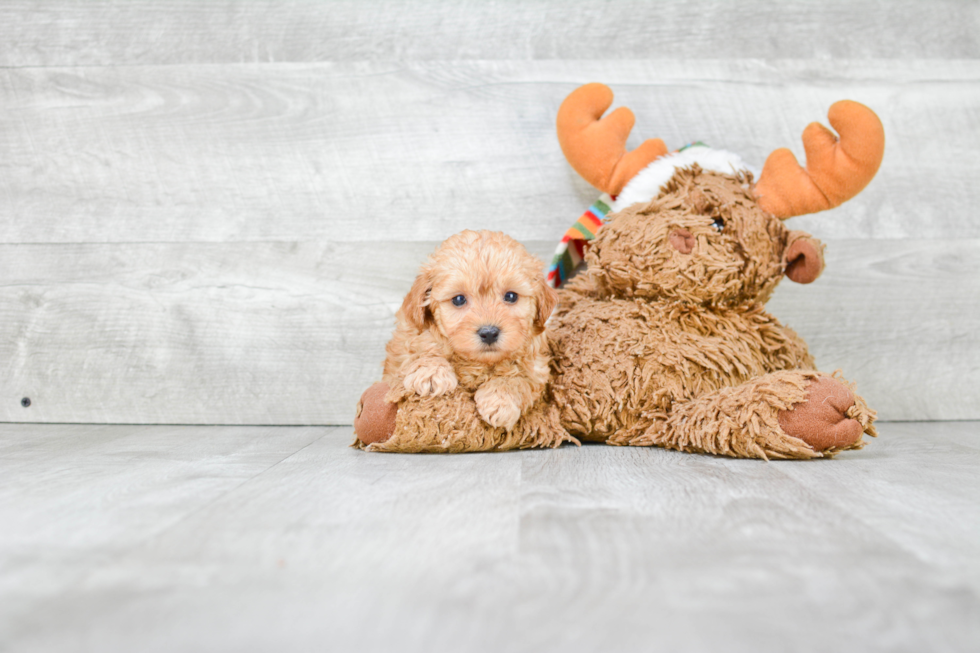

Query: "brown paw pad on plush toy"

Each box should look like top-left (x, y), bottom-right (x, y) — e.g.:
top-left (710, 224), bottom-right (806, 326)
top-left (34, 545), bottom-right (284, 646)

top-left (354, 382), bottom-right (397, 445)
top-left (778, 376), bottom-right (865, 452)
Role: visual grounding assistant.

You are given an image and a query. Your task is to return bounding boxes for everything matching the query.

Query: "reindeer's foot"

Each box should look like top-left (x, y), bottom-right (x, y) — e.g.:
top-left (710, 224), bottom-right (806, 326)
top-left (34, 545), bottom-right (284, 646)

top-left (638, 370), bottom-right (875, 460)
top-left (778, 375), bottom-right (873, 453)
top-left (353, 382), bottom-right (398, 447)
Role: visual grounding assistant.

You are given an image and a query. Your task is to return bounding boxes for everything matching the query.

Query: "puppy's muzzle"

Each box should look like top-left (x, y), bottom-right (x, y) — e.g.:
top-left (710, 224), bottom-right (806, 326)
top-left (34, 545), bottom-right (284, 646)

top-left (477, 325), bottom-right (500, 345)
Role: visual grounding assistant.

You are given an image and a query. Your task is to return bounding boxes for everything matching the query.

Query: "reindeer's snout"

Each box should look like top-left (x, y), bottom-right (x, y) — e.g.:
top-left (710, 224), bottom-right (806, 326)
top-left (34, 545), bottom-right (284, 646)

top-left (669, 229), bottom-right (695, 254)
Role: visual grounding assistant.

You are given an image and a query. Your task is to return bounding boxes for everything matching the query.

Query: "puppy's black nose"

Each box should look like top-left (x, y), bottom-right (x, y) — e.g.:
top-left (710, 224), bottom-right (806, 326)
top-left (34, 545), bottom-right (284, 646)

top-left (477, 325), bottom-right (500, 345)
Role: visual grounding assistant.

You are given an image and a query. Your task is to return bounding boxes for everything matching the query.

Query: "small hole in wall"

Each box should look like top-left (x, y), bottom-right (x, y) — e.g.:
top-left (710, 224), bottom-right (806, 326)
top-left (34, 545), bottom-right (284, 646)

top-left (21, 397), bottom-right (31, 408)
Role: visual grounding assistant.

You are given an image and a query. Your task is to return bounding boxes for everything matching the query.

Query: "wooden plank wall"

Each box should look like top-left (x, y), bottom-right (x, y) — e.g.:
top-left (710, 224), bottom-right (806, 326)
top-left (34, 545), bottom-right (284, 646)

top-left (0, 1), bottom-right (977, 424)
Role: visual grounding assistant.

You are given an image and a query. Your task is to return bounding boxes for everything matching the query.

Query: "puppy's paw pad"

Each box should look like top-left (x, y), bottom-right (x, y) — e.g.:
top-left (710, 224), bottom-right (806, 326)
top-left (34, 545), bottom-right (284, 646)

top-left (475, 387), bottom-right (522, 430)
top-left (404, 362), bottom-right (458, 397)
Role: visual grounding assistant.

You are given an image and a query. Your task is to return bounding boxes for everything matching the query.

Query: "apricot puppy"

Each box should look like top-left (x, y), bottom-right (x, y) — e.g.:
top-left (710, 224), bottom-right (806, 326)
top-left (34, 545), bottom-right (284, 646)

top-left (383, 230), bottom-right (558, 430)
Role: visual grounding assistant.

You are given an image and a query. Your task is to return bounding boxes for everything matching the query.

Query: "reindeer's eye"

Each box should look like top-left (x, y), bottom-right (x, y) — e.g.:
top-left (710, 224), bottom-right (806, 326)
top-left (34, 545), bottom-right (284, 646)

top-left (503, 291), bottom-right (518, 304)
top-left (712, 217), bottom-right (725, 232)
top-left (452, 295), bottom-right (467, 307)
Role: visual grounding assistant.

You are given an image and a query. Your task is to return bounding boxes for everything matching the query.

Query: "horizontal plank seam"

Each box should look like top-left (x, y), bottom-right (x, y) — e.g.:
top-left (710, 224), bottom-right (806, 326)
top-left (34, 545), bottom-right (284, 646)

top-left (2, 60), bottom-right (980, 76)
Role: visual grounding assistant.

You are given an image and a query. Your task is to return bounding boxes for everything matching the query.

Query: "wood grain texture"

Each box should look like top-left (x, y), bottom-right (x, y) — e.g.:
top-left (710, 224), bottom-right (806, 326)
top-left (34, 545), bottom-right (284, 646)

top-left (0, 3), bottom-right (975, 427)
top-left (1, 60), bottom-right (978, 244)
top-left (1, 422), bottom-right (977, 652)
top-left (0, 239), bottom-right (976, 424)
top-left (1, 0), bottom-right (977, 66)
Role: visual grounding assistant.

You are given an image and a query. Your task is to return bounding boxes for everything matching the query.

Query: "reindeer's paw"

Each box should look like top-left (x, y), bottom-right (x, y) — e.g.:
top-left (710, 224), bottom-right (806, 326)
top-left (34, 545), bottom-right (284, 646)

top-left (777, 376), bottom-right (864, 452)
top-left (354, 382), bottom-right (398, 446)
top-left (475, 385), bottom-right (522, 431)
top-left (403, 359), bottom-right (458, 397)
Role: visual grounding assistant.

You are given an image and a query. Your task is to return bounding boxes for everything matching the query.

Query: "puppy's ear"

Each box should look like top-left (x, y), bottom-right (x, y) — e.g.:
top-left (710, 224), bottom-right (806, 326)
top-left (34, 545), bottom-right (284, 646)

top-left (401, 270), bottom-right (432, 331)
top-left (784, 231), bottom-right (825, 284)
top-left (534, 279), bottom-right (559, 334)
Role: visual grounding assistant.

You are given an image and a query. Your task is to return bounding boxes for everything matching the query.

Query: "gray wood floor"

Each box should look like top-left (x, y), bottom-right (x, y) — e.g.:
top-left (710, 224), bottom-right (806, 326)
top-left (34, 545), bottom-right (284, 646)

top-left (1, 422), bottom-right (977, 652)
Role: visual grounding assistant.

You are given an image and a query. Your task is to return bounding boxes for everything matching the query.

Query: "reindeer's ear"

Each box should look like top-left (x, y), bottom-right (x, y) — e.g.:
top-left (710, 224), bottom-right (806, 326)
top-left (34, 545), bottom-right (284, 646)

top-left (400, 270), bottom-right (432, 331)
top-left (534, 278), bottom-right (559, 334)
top-left (784, 231), bottom-right (825, 284)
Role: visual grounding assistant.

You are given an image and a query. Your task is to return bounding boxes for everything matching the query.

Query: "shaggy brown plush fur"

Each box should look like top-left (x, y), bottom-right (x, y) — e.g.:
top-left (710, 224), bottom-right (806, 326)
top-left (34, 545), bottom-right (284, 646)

top-left (353, 381), bottom-right (575, 453)
top-left (546, 167), bottom-right (877, 459)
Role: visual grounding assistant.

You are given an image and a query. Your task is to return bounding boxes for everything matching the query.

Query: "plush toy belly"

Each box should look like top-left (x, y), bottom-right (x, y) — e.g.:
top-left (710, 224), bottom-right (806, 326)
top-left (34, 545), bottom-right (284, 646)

top-left (547, 293), bottom-right (816, 443)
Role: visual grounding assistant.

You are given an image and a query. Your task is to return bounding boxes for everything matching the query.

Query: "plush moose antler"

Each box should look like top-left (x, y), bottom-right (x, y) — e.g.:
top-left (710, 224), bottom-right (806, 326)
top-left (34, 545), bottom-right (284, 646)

top-left (754, 101), bottom-right (885, 219)
top-left (556, 83), bottom-right (668, 196)
top-left (556, 83), bottom-right (884, 218)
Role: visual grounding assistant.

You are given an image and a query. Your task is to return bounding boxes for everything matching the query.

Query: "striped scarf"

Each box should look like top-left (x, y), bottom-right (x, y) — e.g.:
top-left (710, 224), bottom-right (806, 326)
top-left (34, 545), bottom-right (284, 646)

top-left (546, 194), bottom-right (612, 288)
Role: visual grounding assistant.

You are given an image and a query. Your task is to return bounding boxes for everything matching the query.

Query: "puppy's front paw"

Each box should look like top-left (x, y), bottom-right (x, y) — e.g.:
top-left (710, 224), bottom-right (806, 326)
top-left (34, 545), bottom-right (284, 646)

top-left (403, 359), bottom-right (458, 397)
top-left (475, 385), bottom-right (522, 430)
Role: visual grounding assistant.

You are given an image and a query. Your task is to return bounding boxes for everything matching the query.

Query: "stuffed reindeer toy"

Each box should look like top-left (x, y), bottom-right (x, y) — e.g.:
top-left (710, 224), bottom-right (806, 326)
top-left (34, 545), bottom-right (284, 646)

top-left (355, 83), bottom-right (885, 459)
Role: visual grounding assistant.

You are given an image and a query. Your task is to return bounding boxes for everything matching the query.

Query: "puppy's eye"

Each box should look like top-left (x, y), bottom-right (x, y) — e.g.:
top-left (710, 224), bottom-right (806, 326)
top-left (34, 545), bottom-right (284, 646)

top-left (712, 217), bottom-right (725, 232)
top-left (451, 295), bottom-right (467, 307)
top-left (503, 291), bottom-right (518, 304)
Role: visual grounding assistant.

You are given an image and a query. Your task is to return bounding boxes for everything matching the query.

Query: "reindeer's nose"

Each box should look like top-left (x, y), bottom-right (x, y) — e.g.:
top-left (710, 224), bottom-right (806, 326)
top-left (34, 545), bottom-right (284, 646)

top-left (477, 326), bottom-right (500, 345)
top-left (669, 228), bottom-right (695, 254)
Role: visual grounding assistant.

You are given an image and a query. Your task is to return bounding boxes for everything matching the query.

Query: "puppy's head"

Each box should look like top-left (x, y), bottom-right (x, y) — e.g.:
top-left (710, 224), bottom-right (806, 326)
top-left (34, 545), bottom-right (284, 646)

top-left (401, 230), bottom-right (557, 365)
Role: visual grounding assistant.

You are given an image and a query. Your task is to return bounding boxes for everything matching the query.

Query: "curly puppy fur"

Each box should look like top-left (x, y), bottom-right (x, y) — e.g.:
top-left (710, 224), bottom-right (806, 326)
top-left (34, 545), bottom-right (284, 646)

top-left (548, 167), bottom-right (877, 459)
top-left (355, 230), bottom-right (573, 452)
